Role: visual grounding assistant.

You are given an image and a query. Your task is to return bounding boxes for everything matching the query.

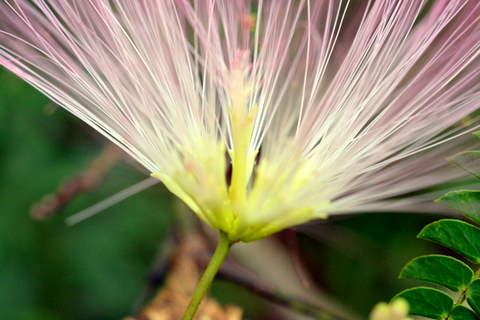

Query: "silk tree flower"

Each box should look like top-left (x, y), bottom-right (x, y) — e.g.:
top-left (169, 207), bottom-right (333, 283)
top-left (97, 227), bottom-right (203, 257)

top-left (1, 0), bottom-right (480, 243)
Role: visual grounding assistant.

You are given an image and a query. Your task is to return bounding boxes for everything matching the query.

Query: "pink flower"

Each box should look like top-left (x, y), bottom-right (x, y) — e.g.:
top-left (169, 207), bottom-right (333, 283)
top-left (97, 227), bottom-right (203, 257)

top-left (1, 0), bottom-right (480, 242)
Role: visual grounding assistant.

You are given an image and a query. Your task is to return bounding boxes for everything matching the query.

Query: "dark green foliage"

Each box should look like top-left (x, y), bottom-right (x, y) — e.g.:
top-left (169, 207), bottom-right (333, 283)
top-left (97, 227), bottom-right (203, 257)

top-left (393, 134), bottom-right (480, 319)
top-left (399, 255), bottom-right (473, 292)
top-left (0, 69), bottom-right (174, 320)
top-left (418, 220), bottom-right (480, 263)
top-left (436, 191), bottom-right (480, 225)
top-left (450, 306), bottom-right (480, 320)
top-left (393, 288), bottom-right (453, 319)
top-left (467, 280), bottom-right (480, 316)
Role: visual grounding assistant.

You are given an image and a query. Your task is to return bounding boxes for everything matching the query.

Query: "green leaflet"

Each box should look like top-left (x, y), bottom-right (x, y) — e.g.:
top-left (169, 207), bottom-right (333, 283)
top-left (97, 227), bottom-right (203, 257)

top-left (394, 135), bottom-right (480, 320)
top-left (436, 191), bottom-right (480, 225)
top-left (399, 255), bottom-right (473, 292)
top-left (392, 287), bottom-right (453, 320)
top-left (450, 305), bottom-right (479, 320)
top-left (467, 280), bottom-right (480, 316)
top-left (418, 219), bottom-right (480, 263)
top-left (448, 151), bottom-right (480, 179)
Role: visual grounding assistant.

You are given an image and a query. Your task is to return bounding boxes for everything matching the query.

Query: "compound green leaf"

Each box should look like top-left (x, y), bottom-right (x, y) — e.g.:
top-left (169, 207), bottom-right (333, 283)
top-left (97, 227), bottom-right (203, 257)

top-left (418, 219), bottom-right (480, 263)
top-left (448, 151), bottom-right (480, 179)
top-left (467, 279), bottom-right (480, 316)
top-left (400, 255), bottom-right (473, 292)
top-left (392, 287), bottom-right (453, 320)
top-left (436, 191), bottom-right (480, 225)
top-left (450, 305), bottom-right (479, 320)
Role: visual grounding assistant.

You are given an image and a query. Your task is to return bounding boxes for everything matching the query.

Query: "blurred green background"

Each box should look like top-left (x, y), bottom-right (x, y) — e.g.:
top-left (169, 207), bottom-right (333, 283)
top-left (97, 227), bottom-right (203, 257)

top-left (0, 67), bottom-right (453, 320)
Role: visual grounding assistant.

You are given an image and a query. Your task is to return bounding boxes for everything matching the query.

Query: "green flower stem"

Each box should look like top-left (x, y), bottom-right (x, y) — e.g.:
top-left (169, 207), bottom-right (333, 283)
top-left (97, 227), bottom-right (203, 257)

top-left (182, 231), bottom-right (234, 320)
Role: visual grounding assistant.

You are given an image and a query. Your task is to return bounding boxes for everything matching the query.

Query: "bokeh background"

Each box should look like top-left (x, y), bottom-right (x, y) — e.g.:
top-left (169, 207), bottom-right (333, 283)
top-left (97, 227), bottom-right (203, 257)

top-left (0, 67), bottom-right (457, 320)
